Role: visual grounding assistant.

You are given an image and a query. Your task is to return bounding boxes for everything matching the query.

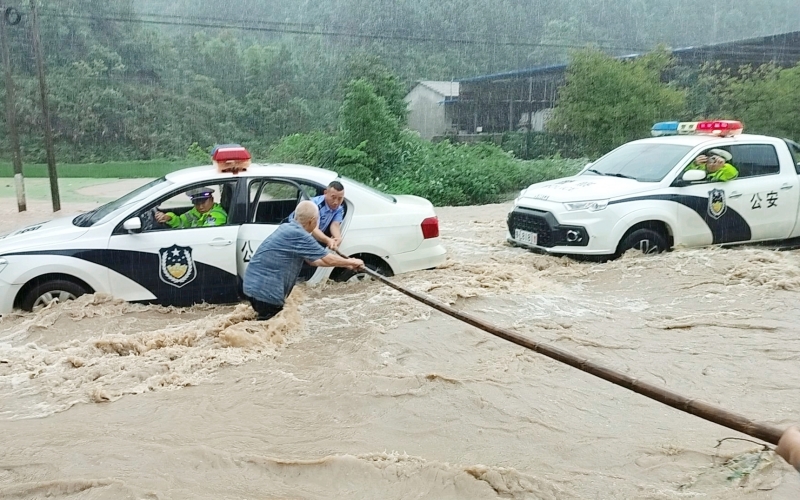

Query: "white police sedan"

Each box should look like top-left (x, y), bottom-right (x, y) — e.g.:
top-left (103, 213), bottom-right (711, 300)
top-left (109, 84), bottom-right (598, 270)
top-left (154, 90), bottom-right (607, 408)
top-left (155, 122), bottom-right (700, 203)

top-left (0, 149), bottom-right (446, 313)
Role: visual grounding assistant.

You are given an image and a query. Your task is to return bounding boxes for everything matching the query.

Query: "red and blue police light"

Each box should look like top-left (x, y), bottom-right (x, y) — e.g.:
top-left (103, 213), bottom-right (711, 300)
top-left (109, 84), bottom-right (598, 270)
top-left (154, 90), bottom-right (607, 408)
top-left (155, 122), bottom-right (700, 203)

top-left (651, 120), bottom-right (743, 137)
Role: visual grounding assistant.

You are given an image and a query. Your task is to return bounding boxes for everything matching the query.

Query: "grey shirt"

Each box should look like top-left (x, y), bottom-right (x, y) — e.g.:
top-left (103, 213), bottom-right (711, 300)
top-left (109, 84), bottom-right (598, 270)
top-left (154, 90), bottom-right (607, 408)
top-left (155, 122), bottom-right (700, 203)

top-left (243, 220), bottom-right (328, 306)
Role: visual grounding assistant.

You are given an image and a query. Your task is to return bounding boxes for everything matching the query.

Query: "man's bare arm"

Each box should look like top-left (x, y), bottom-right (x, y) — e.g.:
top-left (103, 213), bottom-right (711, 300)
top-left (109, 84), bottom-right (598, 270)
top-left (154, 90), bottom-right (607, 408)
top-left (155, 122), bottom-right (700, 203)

top-left (777, 426), bottom-right (800, 471)
top-left (328, 222), bottom-right (342, 250)
top-left (329, 221), bottom-right (342, 239)
top-left (309, 253), bottom-right (363, 270)
top-left (310, 227), bottom-right (328, 244)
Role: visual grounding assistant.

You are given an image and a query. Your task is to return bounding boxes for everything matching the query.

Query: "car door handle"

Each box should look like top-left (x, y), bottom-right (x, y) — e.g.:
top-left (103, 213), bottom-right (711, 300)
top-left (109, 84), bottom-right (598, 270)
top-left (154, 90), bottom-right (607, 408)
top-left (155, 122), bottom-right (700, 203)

top-left (781, 183), bottom-right (794, 190)
top-left (209, 239), bottom-right (233, 247)
top-left (729, 191), bottom-right (742, 198)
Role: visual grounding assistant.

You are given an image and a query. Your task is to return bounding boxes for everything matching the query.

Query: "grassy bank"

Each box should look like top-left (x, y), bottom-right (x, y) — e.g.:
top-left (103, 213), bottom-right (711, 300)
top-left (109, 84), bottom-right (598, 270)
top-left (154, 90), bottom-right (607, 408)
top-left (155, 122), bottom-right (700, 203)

top-left (0, 178), bottom-right (155, 203)
top-left (0, 159), bottom-right (201, 179)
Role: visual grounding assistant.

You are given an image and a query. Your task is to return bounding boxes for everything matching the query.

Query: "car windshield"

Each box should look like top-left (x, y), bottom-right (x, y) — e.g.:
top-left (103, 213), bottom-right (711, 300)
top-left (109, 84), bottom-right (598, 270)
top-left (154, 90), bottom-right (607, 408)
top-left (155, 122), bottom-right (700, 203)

top-left (582, 143), bottom-right (693, 182)
top-left (341, 176), bottom-right (396, 203)
top-left (72, 178), bottom-right (172, 227)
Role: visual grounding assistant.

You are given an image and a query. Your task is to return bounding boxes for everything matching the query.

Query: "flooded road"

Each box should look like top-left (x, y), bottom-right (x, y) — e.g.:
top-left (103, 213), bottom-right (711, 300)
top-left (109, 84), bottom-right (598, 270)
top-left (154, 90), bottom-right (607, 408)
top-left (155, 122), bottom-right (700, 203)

top-left (1, 196), bottom-right (799, 499)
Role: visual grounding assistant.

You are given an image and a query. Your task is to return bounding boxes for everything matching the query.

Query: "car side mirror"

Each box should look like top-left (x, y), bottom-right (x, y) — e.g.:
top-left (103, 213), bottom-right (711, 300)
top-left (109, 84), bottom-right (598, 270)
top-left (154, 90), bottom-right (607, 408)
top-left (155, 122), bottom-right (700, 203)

top-left (123, 217), bottom-right (142, 232)
top-left (682, 169), bottom-right (707, 182)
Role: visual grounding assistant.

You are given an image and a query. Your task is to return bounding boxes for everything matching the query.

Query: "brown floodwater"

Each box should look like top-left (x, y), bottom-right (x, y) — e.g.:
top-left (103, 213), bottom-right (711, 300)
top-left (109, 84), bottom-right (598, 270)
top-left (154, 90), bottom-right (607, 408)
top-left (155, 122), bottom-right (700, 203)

top-left (1, 196), bottom-right (799, 499)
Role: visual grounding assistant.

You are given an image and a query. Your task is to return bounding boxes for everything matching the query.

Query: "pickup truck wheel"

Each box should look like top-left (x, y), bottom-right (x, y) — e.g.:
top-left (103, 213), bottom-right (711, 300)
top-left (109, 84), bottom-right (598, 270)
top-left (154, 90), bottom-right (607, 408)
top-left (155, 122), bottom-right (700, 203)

top-left (21, 279), bottom-right (88, 312)
top-left (618, 228), bottom-right (667, 256)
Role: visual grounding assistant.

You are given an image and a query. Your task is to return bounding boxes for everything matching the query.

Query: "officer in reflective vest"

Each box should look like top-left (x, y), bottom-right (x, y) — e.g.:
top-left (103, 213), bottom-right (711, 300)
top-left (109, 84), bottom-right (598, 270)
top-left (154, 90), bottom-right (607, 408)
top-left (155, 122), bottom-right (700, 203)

top-left (156, 187), bottom-right (228, 228)
top-left (686, 148), bottom-right (738, 182)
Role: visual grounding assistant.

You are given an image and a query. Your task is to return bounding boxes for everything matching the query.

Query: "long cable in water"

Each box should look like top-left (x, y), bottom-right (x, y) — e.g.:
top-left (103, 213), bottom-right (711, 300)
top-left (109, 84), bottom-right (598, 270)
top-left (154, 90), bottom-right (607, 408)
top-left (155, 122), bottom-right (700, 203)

top-left (342, 257), bottom-right (784, 445)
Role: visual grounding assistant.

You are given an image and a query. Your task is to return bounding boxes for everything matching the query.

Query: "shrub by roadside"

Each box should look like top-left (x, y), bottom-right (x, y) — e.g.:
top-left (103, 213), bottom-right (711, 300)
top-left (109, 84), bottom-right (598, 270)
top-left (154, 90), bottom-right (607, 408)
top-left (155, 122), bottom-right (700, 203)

top-left (270, 130), bottom-right (585, 207)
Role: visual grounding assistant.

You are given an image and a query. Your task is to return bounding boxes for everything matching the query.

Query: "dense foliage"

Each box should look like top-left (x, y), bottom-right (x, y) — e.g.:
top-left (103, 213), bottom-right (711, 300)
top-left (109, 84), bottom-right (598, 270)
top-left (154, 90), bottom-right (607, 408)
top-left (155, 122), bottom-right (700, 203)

top-left (548, 49), bottom-right (688, 155)
top-left (549, 48), bottom-right (800, 155)
top-left (697, 63), bottom-right (800, 139)
top-left (1, 1), bottom-right (799, 205)
top-left (1, 1), bottom-right (798, 162)
top-left (269, 76), bottom-right (584, 206)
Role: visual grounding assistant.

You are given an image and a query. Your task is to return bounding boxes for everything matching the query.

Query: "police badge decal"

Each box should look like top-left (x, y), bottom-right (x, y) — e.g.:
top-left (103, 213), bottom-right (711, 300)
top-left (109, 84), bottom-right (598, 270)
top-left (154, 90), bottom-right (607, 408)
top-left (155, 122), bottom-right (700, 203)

top-left (707, 188), bottom-right (727, 219)
top-left (159, 244), bottom-right (197, 287)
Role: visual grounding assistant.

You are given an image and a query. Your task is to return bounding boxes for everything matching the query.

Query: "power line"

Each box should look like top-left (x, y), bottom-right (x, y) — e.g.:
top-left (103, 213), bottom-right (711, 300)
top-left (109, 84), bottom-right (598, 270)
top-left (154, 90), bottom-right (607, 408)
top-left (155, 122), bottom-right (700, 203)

top-left (37, 10), bottom-right (652, 53)
top-left (37, 9), bottom-right (800, 60)
top-left (16, 7), bottom-right (798, 67)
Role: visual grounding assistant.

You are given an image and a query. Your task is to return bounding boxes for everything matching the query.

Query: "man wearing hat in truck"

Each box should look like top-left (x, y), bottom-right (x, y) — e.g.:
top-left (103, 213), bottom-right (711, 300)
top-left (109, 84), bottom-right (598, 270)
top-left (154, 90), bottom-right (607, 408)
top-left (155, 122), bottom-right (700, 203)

top-left (155, 187), bottom-right (228, 228)
top-left (685, 148), bottom-right (738, 182)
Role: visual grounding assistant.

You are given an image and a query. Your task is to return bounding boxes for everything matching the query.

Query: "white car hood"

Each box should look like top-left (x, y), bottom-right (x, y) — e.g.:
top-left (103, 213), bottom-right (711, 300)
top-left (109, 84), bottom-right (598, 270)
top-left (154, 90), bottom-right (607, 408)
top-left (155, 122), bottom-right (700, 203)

top-left (519, 175), bottom-right (660, 203)
top-left (0, 214), bottom-right (89, 254)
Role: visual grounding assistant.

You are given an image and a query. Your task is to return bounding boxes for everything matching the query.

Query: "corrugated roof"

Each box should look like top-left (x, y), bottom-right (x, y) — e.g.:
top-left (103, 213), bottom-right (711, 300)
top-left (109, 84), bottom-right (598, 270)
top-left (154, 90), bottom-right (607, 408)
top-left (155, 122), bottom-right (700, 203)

top-left (456, 30), bottom-right (800, 84)
top-left (418, 80), bottom-right (459, 97)
top-left (456, 63), bottom-right (567, 84)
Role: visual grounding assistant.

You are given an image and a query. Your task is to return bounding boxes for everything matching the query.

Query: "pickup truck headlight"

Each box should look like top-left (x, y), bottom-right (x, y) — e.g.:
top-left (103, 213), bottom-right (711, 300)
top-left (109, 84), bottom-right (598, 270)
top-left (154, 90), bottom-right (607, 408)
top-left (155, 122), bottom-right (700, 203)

top-left (563, 200), bottom-right (609, 212)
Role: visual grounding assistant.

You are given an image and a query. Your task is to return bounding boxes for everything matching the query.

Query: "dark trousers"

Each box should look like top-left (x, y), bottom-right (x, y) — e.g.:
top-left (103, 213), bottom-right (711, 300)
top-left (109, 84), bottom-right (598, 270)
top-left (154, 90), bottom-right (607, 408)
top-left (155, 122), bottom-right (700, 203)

top-left (247, 296), bottom-right (284, 321)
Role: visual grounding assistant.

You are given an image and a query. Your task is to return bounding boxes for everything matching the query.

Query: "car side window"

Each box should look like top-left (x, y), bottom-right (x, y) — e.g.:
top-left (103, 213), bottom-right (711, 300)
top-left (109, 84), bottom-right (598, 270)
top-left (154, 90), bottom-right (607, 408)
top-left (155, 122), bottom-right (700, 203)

top-left (249, 180), bottom-right (301, 224)
top-left (141, 181), bottom-right (235, 232)
top-left (784, 140), bottom-right (800, 174)
top-left (299, 182), bottom-right (324, 199)
top-left (727, 144), bottom-right (780, 178)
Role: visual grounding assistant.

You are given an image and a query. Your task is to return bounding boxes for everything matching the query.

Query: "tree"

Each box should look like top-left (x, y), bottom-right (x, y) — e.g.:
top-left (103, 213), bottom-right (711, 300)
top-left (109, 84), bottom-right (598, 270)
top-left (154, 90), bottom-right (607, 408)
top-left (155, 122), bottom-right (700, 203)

top-left (548, 48), bottom-right (687, 155)
top-left (712, 63), bottom-right (800, 139)
top-left (344, 55), bottom-right (408, 125)
top-left (338, 78), bottom-right (401, 178)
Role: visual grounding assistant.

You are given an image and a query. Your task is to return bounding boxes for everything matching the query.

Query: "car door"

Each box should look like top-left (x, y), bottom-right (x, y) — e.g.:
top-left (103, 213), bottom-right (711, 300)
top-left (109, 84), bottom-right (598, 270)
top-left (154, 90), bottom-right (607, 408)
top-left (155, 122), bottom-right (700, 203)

top-left (236, 178), bottom-right (317, 279)
top-left (108, 181), bottom-right (240, 306)
top-left (677, 144), bottom-right (797, 245)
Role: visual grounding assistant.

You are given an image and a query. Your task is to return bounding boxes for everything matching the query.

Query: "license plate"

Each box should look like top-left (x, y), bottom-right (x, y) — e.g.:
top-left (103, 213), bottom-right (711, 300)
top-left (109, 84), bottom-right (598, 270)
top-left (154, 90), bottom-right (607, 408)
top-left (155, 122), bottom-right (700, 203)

top-left (515, 229), bottom-right (537, 246)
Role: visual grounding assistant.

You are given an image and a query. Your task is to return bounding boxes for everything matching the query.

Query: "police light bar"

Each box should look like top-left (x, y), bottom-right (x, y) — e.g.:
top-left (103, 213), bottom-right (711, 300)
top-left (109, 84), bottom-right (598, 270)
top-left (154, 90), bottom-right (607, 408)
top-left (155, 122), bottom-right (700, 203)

top-left (678, 122), bottom-right (698, 134)
top-left (651, 120), bottom-right (742, 137)
top-left (695, 120), bottom-right (743, 137)
top-left (212, 144), bottom-right (251, 173)
top-left (650, 121), bottom-right (679, 136)
top-left (651, 121), bottom-right (699, 136)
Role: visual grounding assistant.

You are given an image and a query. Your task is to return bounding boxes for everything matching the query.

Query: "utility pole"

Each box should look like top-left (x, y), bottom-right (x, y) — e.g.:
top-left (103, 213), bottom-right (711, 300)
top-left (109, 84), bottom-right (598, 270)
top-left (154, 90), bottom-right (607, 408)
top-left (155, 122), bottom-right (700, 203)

top-left (29, 0), bottom-right (58, 211)
top-left (0, 4), bottom-right (26, 212)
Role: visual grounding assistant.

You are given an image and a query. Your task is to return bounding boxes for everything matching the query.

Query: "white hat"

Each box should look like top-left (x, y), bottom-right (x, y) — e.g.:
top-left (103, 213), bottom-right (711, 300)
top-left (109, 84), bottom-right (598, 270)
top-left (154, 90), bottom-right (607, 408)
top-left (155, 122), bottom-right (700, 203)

top-left (707, 148), bottom-right (732, 162)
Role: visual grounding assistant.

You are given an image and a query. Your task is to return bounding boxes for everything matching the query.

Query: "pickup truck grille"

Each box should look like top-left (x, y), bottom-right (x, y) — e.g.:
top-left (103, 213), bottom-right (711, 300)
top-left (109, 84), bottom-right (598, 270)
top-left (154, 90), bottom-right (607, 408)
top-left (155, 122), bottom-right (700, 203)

top-left (507, 208), bottom-right (555, 247)
top-left (507, 207), bottom-right (589, 248)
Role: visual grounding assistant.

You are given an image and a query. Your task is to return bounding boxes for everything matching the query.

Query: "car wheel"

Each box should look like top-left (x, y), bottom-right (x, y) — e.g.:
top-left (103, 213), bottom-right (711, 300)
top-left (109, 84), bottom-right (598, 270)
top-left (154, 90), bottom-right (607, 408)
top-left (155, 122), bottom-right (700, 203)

top-left (21, 279), bottom-right (88, 312)
top-left (332, 260), bottom-right (392, 283)
top-left (618, 228), bottom-right (667, 256)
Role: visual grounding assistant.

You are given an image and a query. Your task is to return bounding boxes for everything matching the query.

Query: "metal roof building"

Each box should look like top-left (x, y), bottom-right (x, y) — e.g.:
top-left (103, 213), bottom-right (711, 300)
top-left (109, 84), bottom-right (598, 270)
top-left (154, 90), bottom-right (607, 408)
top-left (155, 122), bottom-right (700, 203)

top-left (449, 30), bottom-right (800, 136)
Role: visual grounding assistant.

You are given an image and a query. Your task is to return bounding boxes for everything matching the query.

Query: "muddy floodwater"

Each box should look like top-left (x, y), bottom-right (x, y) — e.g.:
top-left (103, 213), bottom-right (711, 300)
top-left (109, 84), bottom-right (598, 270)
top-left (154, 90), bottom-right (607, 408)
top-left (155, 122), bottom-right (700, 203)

top-left (1, 190), bottom-right (800, 499)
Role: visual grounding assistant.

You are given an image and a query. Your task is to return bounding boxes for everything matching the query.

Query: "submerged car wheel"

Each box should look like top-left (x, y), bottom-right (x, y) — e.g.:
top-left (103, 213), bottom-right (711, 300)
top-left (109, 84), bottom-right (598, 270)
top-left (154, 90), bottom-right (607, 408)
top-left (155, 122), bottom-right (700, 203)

top-left (332, 259), bottom-right (393, 283)
top-left (21, 279), bottom-right (88, 312)
top-left (618, 228), bottom-right (667, 256)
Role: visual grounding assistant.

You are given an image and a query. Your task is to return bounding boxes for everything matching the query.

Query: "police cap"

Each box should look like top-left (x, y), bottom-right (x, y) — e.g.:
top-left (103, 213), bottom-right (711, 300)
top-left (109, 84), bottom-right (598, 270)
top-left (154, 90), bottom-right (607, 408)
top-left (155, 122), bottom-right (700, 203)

top-left (707, 148), bottom-right (732, 162)
top-left (187, 187), bottom-right (215, 201)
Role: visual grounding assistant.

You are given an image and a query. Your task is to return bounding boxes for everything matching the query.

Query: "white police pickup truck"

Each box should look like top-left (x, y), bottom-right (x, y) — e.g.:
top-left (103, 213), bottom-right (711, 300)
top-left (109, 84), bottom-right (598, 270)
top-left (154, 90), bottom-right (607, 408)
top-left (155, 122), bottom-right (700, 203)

top-left (507, 120), bottom-right (800, 257)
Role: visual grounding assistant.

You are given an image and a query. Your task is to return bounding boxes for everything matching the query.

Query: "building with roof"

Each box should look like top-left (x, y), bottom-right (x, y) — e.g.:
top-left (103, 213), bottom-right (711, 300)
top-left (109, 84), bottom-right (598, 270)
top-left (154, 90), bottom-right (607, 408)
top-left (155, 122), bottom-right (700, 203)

top-left (404, 81), bottom-right (459, 140)
top-left (447, 30), bottom-right (800, 138)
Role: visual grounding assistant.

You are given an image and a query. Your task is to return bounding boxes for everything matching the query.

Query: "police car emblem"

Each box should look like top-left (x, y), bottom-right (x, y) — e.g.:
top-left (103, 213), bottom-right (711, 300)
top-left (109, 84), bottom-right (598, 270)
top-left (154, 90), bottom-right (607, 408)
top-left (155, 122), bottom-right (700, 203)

top-left (708, 188), bottom-right (727, 219)
top-left (159, 244), bottom-right (197, 287)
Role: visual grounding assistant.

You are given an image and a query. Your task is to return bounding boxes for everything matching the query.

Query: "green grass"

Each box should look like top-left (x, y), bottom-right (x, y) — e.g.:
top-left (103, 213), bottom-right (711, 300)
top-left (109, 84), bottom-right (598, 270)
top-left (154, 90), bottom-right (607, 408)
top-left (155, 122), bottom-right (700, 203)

top-left (0, 178), bottom-right (155, 203)
top-left (0, 159), bottom-right (202, 178)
